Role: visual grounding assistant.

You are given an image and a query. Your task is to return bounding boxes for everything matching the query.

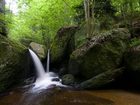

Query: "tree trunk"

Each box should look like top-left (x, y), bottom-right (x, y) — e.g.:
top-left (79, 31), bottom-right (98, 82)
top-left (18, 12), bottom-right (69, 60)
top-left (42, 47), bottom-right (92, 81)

top-left (84, 0), bottom-right (92, 39)
top-left (0, 0), bottom-right (6, 36)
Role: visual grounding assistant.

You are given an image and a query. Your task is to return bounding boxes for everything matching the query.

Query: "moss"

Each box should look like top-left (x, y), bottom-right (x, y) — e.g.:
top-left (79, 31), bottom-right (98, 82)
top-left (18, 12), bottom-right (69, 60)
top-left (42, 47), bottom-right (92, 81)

top-left (130, 38), bottom-right (140, 47)
top-left (0, 35), bottom-right (27, 92)
top-left (80, 40), bottom-right (127, 79)
top-left (77, 68), bottom-right (124, 89)
top-left (124, 45), bottom-right (140, 72)
top-left (51, 26), bottom-right (78, 66)
top-left (69, 28), bottom-right (130, 79)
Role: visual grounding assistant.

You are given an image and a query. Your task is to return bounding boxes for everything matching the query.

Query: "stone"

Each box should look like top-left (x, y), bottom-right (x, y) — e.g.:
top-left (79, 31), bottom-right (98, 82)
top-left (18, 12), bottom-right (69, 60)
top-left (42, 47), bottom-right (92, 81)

top-left (62, 74), bottom-right (75, 85)
top-left (68, 28), bottom-right (130, 79)
top-left (51, 26), bottom-right (78, 68)
top-left (124, 45), bottom-right (140, 85)
top-left (0, 35), bottom-right (28, 92)
top-left (29, 42), bottom-right (46, 59)
top-left (76, 68), bottom-right (124, 89)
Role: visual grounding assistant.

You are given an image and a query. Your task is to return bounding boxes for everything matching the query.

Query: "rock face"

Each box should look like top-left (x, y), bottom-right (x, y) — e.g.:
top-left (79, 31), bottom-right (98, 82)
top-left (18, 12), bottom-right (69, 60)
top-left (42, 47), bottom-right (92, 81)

top-left (124, 45), bottom-right (140, 72)
top-left (0, 35), bottom-right (28, 92)
top-left (124, 45), bottom-right (140, 85)
top-left (29, 42), bottom-right (46, 59)
top-left (51, 26), bottom-right (78, 68)
top-left (68, 28), bottom-right (130, 80)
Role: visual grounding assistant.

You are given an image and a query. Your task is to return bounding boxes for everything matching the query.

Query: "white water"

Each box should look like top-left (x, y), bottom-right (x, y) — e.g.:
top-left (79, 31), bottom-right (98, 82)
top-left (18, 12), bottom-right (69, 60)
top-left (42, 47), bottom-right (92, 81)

top-left (29, 49), bottom-right (65, 92)
top-left (46, 49), bottom-right (50, 73)
top-left (29, 49), bottom-right (45, 78)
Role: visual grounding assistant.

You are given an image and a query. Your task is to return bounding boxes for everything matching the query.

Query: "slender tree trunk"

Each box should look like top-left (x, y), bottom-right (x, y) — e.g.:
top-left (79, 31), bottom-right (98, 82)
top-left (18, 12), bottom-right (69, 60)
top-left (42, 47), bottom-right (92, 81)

top-left (90, 0), bottom-right (95, 36)
top-left (84, 0), bottom-right (92, 39)
top-left (0, 0), bottom-right (6, 36)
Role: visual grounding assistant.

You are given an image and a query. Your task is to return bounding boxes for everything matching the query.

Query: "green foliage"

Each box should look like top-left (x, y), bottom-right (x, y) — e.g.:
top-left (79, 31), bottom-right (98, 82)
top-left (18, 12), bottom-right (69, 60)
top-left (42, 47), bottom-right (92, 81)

top-left (111, 0), bottom-right (140, 15)
top-left (7, 0), bottom-right (82, 44)
top-left (74, 0), bottom-right (116, 24)
top-left (130, 38), bottom-right (140, 47)
top-left (6, 0), bottom-right (140, 44)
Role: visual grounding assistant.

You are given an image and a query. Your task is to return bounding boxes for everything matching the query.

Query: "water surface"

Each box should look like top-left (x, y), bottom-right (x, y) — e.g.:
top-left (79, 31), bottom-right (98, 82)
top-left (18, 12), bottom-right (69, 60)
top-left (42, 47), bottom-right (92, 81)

top-left (0, 87), bottom-right (140, 105)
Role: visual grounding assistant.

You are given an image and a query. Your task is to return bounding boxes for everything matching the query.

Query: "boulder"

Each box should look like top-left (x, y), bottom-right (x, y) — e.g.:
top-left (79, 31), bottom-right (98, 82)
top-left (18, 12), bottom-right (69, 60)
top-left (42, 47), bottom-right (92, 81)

top-left (124, 45), bottom-right (140, 72)
top-left (131, 18), bottom-right (140, 37)
top-left (29, 42), bottom-right (46, 59)
top-left (69, 28), bottom-right (130, 79)
top-left (124, 45), bottom-right (140, 85)
top-left (62, 74), bottom-right (75, 85)
top-left (0, 35), bottom-right (28, 92)
top-left (51, 26), bottom-right (78, 67)
top-left (76, 68), bottom-right (123, 89)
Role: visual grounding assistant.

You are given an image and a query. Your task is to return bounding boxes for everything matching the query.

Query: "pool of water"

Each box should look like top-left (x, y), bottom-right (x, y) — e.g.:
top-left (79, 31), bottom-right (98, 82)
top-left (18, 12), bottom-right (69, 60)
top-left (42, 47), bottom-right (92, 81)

top-left (0, 87), bottom-right (140, 105)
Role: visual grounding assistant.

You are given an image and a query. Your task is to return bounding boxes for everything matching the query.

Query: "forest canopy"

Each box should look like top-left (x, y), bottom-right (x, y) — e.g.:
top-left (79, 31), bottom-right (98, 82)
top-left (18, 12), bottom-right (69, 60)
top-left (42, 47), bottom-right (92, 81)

top-left (5, 0), bottom-right (140, 44)
top-left (6, 0), bottom-right (82, 44)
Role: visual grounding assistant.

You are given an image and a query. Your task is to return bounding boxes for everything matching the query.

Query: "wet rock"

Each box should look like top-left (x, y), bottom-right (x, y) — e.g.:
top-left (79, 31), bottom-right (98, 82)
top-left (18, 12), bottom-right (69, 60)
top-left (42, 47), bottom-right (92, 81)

top-left (62, 74), bottom-right (75, 85)
top-left (29, 42), bottom-right (46, 59)
top-left (0, 35), bottom-right (28, 92)
top-left (76, 68), bottom-right (124, 89)
top-left (68, 28), bottom-right (130, 79)
top-left (51, 26), bottom-right (78, 68)
top-left (24, 77), bottom-right (35, 85)
top-left (52, 78), bottom-right (60, 82)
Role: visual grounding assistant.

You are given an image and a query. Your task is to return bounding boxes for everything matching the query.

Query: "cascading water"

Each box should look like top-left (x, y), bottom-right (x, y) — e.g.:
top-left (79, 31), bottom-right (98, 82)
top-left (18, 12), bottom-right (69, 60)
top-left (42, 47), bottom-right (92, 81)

top-left (29, 49), bottom-right (64, 92)
top-left (29, 49), bottom-right (45, 78)
top-left (46, 49), bottom-right (50, 73)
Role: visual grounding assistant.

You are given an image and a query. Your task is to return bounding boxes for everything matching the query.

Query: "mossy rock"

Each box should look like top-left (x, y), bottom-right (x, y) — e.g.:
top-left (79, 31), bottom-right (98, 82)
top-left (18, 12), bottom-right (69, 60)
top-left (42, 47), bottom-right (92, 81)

top-left (124, 45), bottom-right (140, 71)
top-left (76, 68), bottom-right (124, 89)
top-left (69, 28), bottom-right (130, 79)
top-left (29, 42), bottom-right (47, 60)
top-left (51, 26), bottom-right (78, 67)
top-left (62, 74), bottom-right (75, 85)
top-left (124, 45), bottom-right (140, 85)
top-left (0, 35), bottom-right (28, 92)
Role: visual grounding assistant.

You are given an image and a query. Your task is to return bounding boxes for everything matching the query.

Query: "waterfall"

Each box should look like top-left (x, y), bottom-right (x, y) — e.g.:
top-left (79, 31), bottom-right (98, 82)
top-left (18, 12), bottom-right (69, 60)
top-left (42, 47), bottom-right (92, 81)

top-left (46, 49), bottom-right (50, 73)
top-left (29, 49), bottom-right (45, 78)
top-left (29, 49), bottom-right (65, 92)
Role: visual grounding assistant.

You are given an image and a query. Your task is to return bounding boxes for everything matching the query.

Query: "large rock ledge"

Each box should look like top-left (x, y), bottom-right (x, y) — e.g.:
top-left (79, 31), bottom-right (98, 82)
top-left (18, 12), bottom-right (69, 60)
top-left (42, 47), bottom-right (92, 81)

top-left (60, 28), bottom-right (131, 89)
top-left (68, 28), bottom-right (130, 80)
top-left (76, 68), bottom-right (124, 89)
top-left (51, 26), bottom-right (78, 68)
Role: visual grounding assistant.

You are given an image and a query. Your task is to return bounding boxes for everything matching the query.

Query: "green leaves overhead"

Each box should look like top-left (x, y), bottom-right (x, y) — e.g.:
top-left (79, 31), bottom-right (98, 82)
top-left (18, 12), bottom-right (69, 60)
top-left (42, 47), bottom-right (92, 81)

top-left (8, 0), bottom-right (82, 43)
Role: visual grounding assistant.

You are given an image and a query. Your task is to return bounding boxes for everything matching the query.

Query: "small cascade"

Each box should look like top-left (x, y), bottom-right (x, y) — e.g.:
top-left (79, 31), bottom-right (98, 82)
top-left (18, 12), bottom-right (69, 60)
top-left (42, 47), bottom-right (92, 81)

top-left (46, 49), bottom-right (50, 73)
top-left (29, 49), bottom-right (65, 92)
top-left (29, 49), bottom-right (45, 78)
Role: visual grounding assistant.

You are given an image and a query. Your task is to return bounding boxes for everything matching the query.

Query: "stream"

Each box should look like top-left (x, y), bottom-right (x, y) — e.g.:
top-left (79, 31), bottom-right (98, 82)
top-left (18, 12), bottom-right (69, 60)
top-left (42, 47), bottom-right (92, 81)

top-left (0, 87), bottom-right (140, 105)
top-left (1, 49), bottom-right (139, 105)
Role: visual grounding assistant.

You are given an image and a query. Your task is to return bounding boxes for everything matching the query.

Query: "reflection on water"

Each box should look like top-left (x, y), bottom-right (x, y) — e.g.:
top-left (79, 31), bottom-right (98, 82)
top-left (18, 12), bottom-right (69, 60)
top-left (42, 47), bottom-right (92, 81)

top-left (0, 87), bottom-right (140, 105)
top-left (41, 89), bottom-right (114, 105)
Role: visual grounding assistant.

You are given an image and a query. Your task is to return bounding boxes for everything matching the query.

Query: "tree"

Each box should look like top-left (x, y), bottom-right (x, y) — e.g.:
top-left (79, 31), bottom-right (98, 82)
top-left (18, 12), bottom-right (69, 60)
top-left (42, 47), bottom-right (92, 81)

top-left (7, 0), bottom-right (82, 44)
top-left (0, 0), bottom-right (6, 36)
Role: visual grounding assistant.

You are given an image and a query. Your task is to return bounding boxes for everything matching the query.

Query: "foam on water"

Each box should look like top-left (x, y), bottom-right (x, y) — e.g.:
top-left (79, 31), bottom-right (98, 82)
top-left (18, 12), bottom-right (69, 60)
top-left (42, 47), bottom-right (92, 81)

top-left (32, 72), bottom-right (65, 92)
